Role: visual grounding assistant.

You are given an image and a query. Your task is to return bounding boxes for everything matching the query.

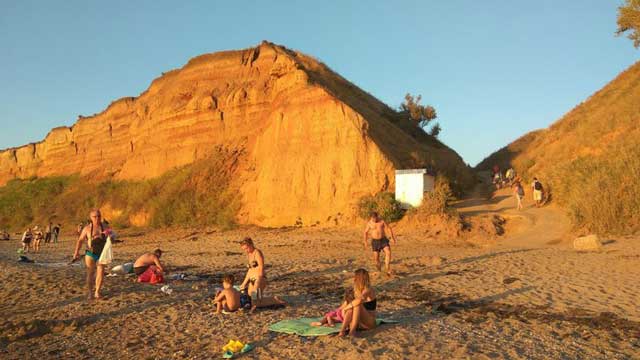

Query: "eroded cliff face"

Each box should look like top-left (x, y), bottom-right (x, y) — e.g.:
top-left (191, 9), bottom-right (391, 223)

top-left (0, 42), bottom-right (469, 226)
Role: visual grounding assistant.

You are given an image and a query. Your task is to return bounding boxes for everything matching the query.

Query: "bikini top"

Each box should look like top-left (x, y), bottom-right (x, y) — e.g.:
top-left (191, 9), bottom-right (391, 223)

top-left (247, 260), bottom-right (259, 269)
top-left (363, 299), bottom-right (377, 311)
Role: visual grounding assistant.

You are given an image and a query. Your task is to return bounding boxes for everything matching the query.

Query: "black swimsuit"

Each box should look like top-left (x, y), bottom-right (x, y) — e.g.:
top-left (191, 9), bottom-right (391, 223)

top-left (363, 299), bottom-right (377, 311)
top-left (87, 223), bottom-right (107, 257)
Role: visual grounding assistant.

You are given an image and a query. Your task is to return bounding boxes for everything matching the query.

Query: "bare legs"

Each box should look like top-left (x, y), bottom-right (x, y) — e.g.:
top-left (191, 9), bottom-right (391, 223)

top-left (84, 256), bottom-right (104, 300)
top-left (371, 248), bottom-right (392, 275)
top-left (339, 305), bottom-right (377, 337)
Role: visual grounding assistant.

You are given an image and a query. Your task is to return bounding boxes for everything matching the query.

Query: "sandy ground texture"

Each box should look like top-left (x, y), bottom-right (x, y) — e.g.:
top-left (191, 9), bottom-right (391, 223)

top-left (1, 189), bottom-right (639, 359)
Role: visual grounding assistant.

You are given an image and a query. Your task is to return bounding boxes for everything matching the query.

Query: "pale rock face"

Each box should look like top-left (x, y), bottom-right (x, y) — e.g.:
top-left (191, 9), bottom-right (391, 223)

top-left (0, 42), bottom-right (468, 227)
top-left (573, 234), bottom-right (603, 252)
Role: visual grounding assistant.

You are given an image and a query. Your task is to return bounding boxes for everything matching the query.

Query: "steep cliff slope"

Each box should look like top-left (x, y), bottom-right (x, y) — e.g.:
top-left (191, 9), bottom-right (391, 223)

top-left (0, 41), bottom-right (472, 227)
top-left (478, 61), bottom-right (640, 234)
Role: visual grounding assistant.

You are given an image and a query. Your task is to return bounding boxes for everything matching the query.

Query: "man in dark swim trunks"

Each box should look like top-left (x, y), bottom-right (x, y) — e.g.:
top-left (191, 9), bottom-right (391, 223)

top-left (363, 211), bottom-right (397, 276)
top-left (72, 209), bottom-right (111, 300)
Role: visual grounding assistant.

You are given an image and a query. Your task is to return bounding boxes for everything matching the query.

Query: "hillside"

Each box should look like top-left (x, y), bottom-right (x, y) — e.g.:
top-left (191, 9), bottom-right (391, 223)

top-left (478, 61), bottom-right (640, 234)
top-left (0, 41), bottom-right (473, 228)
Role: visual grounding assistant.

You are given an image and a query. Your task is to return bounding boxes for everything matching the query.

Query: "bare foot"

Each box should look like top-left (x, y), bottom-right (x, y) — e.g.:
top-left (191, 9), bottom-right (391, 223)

top-left (337, 330), bottom-right (347, 337)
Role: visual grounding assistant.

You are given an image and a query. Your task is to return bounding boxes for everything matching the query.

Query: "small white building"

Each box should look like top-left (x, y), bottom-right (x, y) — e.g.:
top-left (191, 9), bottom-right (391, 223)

top-left (395, 169), bottom-right (435, 208)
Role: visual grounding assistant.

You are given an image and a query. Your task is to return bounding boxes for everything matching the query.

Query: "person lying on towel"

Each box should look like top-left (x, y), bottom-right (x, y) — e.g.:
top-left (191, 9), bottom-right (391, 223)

top-left (134, 249), bottom-right (165, 284)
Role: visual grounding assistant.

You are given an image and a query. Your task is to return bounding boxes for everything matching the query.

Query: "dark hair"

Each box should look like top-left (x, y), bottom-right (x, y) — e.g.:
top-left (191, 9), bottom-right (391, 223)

top-left (223, 274), bottom-right (234, 285)
top-left (154, 249), bottom-right (163, 257)
top-left (343, 288), bottom-right (355, 303)
top-left (369, 211), bottom-right (379, 219)
top-left (239, 237), bottom-right (254, 247)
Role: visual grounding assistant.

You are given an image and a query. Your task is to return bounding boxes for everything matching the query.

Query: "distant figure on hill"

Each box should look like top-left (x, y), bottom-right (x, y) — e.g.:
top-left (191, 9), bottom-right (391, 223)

top-left (363, 211), bottom-right (397, 277)
top-left (134, 249), bottom-right (165, 284)
top-left (72, 209), bottom-right (112, 300)
top-left (505, 168), bottom-right (516, 185)
top-left (532, 178), bottom-right (544, 207)
top-left (21, 228), bottom-right (33, 253)
top-left (52, 223), bottom-right (61, 244)
top-left (513, 181), bottom-right (525, 211)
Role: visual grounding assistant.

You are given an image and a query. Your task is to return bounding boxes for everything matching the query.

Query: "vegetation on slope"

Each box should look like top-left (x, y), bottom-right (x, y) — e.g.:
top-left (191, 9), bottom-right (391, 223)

top-left (0, 150), bottom-right (240, 231)
top-left (477, 62), bottom-right (640, 235)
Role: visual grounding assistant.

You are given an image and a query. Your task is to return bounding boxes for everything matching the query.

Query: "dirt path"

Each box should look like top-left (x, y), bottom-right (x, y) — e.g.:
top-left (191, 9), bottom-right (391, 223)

top-left (455, 173), bottom-right (571, 248)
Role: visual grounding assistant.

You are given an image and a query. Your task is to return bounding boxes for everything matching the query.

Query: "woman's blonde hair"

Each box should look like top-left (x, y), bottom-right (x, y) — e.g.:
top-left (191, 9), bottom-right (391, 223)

top-left (353, 268), bottom-right (370, 295)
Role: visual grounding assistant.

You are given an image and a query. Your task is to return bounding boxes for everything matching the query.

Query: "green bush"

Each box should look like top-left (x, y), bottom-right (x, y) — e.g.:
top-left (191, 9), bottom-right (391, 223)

top-left (415, 176), bottom-right (456, 217)
top-left (357, 192), bottom-right (404, 222)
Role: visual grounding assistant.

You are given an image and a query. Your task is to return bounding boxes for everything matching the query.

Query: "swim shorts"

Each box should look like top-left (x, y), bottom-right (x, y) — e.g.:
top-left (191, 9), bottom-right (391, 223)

top-left (371, 237), bottom-right (390, 252)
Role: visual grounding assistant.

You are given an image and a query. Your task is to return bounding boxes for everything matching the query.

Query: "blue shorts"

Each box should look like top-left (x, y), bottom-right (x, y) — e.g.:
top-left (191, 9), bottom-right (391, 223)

top-left (85, 250), bottom-right (99, 261)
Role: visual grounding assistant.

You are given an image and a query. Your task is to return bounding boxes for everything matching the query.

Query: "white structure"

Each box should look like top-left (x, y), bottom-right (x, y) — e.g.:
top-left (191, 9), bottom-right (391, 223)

top-left (395, 169), bottom-right (435, 208)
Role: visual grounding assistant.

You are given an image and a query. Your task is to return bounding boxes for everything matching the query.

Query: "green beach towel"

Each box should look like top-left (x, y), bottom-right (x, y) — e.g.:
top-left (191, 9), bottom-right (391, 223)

top-left (268, 317), bottom-right (398, 336)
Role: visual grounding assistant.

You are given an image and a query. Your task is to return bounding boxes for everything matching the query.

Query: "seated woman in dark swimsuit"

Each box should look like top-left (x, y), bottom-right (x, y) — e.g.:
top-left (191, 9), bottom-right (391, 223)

top-left (339, 268), bottom-right (377, 337)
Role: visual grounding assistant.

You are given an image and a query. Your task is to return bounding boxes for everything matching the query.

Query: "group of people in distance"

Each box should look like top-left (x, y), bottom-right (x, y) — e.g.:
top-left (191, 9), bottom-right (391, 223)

top-left (511, 176), bottom-right (546, 211)
top-left (21, 223), bottom-right (61, 253)
top-left (68, 208), bottom-right (397, 337)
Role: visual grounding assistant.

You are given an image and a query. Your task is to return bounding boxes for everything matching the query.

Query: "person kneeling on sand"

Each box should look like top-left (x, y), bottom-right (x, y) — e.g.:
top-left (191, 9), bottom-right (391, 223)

top-left (214, 274), bottom-right (241, 314)
top-left (311, 289), bottom-right (355, 327)
top-left (339, 269), bottom-right (377, 337)
top-left (134, 249), bottom-right (165, 284)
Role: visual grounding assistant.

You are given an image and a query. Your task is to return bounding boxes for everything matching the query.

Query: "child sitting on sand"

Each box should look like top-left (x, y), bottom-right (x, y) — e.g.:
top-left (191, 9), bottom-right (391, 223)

top-left (311, 289), bottom-right (355, 327)
top-left (213, 274), bottom-right (241, 314)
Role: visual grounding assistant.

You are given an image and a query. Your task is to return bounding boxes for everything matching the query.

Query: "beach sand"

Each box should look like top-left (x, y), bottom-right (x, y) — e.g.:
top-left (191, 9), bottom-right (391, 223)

top-left (1, 191), bottom-right (639, 359)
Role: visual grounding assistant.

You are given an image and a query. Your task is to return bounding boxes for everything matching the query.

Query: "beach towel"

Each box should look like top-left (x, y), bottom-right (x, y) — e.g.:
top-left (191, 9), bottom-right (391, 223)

top-left (268, 317), bottom-right (398, 336)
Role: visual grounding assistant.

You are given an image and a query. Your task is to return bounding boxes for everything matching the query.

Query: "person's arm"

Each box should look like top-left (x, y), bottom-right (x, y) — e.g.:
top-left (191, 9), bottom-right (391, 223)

top-left (213, 290), bottom-right (225, 303)
top-left (363, 225), bottom-right (369, 249)
top-left (255, 250), bottom-right (265, 276)
top-left (153, 255), bottom-right (164, 273)
top-left (73, 227), bottom-right (87, 260)
top-left (384, 221), bottom-right (397, 245)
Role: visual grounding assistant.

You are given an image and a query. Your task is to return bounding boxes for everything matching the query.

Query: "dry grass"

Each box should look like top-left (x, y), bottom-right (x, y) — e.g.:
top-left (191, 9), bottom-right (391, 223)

top-left (477, 61), bottom-right (640, 235)
top-left (0, 151), bottom-right (240, 232)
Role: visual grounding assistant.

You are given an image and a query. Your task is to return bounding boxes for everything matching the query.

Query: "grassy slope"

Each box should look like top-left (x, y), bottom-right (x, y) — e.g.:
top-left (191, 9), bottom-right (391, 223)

top-left (477, 61), bottom-right (640, 234)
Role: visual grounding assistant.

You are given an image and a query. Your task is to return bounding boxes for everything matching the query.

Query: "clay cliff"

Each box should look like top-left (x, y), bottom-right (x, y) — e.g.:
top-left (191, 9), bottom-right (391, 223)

top-left (0, 41), bottom-right (471, 227)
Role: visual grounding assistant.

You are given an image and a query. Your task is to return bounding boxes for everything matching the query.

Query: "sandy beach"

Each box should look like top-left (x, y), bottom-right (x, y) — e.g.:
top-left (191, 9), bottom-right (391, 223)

top-left (1, 189), bottom-right (638, 359)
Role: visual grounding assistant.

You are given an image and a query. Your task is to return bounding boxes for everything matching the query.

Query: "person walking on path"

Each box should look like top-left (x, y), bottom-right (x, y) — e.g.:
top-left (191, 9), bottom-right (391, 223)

top-left (513, 181), bottom-right (525, 210)
top-left (532, 177), bottom-right (544, 208)
top-left (363, 212), bottom-right (397, 277)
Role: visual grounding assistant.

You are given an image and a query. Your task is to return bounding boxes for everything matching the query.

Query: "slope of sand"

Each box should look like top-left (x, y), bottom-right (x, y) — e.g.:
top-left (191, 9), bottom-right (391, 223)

top-left (1, 193), bottom-right (639, 359)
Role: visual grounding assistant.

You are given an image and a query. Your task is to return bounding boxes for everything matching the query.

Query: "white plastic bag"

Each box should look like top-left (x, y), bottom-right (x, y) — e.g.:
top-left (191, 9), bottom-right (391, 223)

top-left (98, 236), bottom-right (113, 265)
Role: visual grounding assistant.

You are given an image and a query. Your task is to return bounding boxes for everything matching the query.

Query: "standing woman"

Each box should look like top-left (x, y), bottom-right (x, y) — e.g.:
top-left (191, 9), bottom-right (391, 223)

top-left (513, 180), bottom-right (525, 211)
top-left (239, 237), bottom-right (266, 300)
top-left (339, 269), bottom-right (377, 337)
top-left (72, 209), bottom-right (109, 300)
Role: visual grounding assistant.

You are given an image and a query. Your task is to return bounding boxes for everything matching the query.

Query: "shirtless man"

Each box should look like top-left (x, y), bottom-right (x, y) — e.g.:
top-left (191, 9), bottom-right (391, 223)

top-left (133, 249), bottom-right (164, 281)
top-left (72, 209), bottom-right (110, 300)
top-left (363, 211), bottom-right (397, 276)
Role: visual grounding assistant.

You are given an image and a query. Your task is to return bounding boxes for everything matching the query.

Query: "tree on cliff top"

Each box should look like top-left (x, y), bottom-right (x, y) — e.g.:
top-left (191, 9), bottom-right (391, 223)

top-left (399, 93), bottom-right (441, 137)
top-left (617, 0), bottom-right (640, 48)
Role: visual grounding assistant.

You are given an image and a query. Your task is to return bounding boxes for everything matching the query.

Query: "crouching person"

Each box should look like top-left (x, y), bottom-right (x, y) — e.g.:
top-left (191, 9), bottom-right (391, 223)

top-left (134, 249), bottom-right (165, 284)
top-left (214, 274), bottom-right (242, 314)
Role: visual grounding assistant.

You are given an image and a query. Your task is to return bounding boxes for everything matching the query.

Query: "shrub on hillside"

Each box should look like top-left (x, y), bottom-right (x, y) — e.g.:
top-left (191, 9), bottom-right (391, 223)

top-left (413, 176), bottom-right (457, 217)
top-left (357, 192), bottom-right (404, 222)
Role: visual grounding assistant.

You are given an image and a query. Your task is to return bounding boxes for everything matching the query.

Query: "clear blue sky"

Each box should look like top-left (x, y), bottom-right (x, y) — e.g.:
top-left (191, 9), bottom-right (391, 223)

top-left (0, 0), bottom-right (637, 165)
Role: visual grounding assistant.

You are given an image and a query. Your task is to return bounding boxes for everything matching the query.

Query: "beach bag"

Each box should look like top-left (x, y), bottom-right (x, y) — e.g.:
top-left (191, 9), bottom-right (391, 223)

top-left (98, 236), bottom-right (113, 265)
top-left (150, 271), bottom-right (164, 285)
